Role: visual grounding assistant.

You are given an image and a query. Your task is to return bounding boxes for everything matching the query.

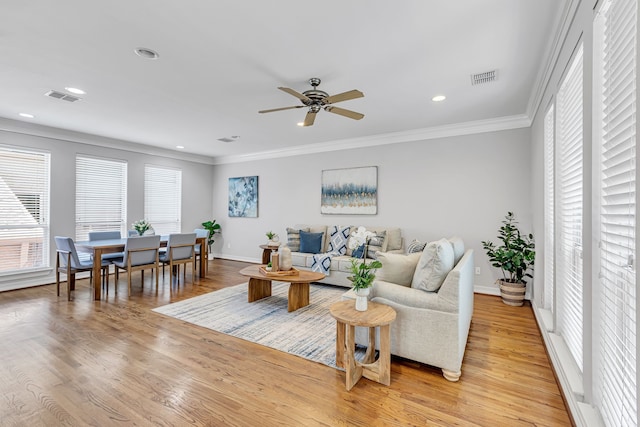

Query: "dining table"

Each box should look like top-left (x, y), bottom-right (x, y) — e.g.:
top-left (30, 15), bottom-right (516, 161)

top-left (75, 236), bottom-right (207, 300)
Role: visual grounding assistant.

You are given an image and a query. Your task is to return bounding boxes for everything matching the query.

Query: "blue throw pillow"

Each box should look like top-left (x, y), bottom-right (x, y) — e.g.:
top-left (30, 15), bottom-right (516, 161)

top-left (351, 244), bottom-right (365, 258)
top-left (299, 231), bottom-right (323, 254)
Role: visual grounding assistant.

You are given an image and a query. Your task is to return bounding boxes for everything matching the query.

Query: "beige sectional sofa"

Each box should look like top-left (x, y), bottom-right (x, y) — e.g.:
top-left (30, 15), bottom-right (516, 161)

top-left (285, 224), bottom-right (404, 287)
top-left (342, 237), bottom-right (474, 382)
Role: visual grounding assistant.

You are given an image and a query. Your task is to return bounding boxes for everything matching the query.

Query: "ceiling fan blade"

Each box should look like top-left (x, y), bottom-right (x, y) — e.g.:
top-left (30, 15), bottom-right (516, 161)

top-left (324, 106), bottom-right (364, 120)
top-left (278, 87), bottom-right (311, 102)
top-left (325, 89), bottom-right (364, 104)
top-left (303, 111), bottom-right (317, 127)
top-left (258, 105), bottom-right (304, 114)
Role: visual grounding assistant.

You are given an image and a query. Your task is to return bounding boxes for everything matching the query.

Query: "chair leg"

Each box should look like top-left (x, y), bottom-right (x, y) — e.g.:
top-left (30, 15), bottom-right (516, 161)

top-left (128, 271), bottom-right (132, 297)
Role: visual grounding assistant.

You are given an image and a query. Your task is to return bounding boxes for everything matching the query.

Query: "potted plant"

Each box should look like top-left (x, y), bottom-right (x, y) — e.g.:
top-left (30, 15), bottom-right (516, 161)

top-left (265, 231), bottom-right (279, 246)
top-left (201, 220), bottom-right (221, 251)
top-left (132, 219), bottom-right (151, 236)
top-left (348, 258), bottom-right (382, 311)
top-left (482, 211), bottom-right (535, 306)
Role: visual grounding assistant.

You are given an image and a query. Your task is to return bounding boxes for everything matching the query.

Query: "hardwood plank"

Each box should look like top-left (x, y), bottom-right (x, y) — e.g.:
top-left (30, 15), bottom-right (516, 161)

top-left (0, 259), bottom-right (573, 426)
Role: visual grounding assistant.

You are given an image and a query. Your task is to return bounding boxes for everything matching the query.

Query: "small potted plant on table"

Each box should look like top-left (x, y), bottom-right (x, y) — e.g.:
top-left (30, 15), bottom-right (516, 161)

top-left (482, 211), bottom-right (535, 306)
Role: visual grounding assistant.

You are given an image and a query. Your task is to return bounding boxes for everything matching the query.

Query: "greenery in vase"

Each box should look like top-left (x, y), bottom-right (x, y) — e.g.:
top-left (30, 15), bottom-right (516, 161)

top-left (481, 211), bottom-right (535, 284)
top-left (348, 258), bottom-right (382, 290)
top-left (201, 220), bottom-right (221, 248)
top-left (266, 231), bottom-right (278, 240)
top-left (132, 219), bottom-right (151, 236)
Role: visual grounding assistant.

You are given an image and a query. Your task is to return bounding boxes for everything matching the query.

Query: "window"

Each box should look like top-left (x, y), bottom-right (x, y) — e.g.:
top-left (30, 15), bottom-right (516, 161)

top-left (594, 0), bottom-right (637, 425)
top-left (144, 165), bottom-right (182, 235)
top-left (543, 104), bottom-right (555, 312)
top-left (555, 43), bottom-right (584, 372)
top-left (0, 146), bottom-right (50, 273)
top-left (76, 156), bottom-right (127, 241)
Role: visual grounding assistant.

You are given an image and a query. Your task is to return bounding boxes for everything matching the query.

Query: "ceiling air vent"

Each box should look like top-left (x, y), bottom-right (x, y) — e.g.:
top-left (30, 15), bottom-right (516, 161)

top-left (471, 70), bottom-right (498, 86)
top-left (45, 90), bottom-right (82, 102)
top-left (217, 136), bottom-right (240, 143)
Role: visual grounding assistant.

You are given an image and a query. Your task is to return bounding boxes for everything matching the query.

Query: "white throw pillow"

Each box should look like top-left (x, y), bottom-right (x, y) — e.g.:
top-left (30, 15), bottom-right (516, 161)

top-left (376, 251), bottom-right (422, 287)
top-left (448, 236), bottom-right (465, 265)
top-left (411, 238), bottom-right (455, 292)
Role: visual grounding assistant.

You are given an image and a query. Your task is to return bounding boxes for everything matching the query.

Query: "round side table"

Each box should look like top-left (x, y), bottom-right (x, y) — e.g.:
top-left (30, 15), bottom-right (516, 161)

top-left (259, 244), bottom-right (280, 264)
top-left (329, 300), bottom-right (396, 390)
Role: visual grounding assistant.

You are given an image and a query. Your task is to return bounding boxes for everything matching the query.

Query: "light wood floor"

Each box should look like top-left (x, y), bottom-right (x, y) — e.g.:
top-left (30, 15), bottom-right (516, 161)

top-left (0, 259), bottom-right (572, 426)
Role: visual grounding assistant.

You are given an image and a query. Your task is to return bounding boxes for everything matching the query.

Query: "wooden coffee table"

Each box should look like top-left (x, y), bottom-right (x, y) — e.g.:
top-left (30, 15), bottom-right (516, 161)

top-left (329, 300), bottom-right (396, 390)
top-left (239, 265), bottom-right (325, 312)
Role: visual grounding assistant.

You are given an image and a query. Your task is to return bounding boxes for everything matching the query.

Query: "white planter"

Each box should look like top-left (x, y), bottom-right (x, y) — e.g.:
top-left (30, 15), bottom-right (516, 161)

top-left (354, 287), bottom-right (370, 311)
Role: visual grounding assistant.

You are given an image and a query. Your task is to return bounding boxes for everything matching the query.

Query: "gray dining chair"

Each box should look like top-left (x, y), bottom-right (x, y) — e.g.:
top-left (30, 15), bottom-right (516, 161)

top-left (160, 233), bottom-right (197, 284)
top-left (193, 228), bottom-right (209, 276)
top-left (55, 236), bottom-right (110, 301)
top-left (112, 235), bottom-right (161, 296)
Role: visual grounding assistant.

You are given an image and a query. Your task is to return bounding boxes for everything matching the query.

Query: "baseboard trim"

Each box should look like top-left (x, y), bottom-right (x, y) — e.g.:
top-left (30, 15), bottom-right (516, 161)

top-left (473, 285), bottom-right (501, 296)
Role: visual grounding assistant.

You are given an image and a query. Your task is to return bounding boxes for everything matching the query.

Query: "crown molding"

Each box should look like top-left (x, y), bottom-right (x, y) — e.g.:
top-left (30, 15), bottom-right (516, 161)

top-left (212, 114), bottom-right (531, 165)
top-left (526, 0), bottom-right (581, 123)
top-left (0, 117), bottom-right (217, 165)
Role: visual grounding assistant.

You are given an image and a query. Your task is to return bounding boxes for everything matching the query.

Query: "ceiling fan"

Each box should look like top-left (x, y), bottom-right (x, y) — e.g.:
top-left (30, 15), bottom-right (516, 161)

top-left (259, 78), bottom-right (364, 127)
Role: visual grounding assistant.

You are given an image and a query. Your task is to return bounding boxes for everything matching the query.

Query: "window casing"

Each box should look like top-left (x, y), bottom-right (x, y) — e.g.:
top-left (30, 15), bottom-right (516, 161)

top-left (0, 146), bottom-right (50, 274)
top-left (75, 156), bottom-right (127, 241)
top-left (544, 104), bottom-right (555, 312)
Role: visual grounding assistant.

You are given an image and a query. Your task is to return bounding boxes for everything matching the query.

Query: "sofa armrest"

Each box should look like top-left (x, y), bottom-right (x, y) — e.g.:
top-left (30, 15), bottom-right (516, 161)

top-left (369, 280), bottom-right (456, 312)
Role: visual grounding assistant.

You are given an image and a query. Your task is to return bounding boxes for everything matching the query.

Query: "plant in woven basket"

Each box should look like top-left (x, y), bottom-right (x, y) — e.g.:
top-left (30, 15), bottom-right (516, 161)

top-left (482, 211), bottom-right (535, 284)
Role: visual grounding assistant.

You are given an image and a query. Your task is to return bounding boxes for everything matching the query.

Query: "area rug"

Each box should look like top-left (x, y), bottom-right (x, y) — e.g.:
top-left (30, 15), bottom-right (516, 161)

top-left (152, 282), bottom-right (350, 368)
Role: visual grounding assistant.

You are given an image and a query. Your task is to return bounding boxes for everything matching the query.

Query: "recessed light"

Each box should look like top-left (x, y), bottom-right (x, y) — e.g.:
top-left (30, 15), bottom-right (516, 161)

top-left (135, 47), bottom-right (159, 60)
top-left (432, 95), bottom-right (446, 102)
top-left (176, 145), bottom-right (184, 149)
top-left (19, 113), bottom-right (35, 118)
top-left (297, 122), bottom-right (304, 127)
top-left (65, 87), bottom-right (86, 95)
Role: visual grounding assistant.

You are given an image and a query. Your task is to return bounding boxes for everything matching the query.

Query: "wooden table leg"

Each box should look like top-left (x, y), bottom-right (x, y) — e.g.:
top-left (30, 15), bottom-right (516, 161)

top-left (345, 324), bottom-right (363, 391)
top-left (261, 248), bottom-right (271, 264)
top-left (247, 277), bottom-right (271, 302)
top-left (288, 282), bottom-right (310, 312)
top-left (93, 248), bottom-right (102, 300)
top-left (335, 320), bottom-right (345, 369)
top-left (200, 238), bottom-right (208, 278)
top-left (378, 324), bottom-right (391, 386)
top-left (363, 326), bottom-right (376, 364)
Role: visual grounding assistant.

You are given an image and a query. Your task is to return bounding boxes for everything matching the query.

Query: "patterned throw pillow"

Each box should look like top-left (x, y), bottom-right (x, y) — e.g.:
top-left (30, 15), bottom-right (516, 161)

top-left (327, 226), bottom-right (351, 255)
top-left (407, 239), bottom-right (427, 253)
top-left (366, 230), bottom-right (386, 259)
top-left (352, 244), bottom-right (365, 258)
top-left (287, 227), bottom-right (309, 252)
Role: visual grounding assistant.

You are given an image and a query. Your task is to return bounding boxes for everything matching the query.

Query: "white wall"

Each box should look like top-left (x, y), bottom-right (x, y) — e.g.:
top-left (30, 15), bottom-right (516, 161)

top-left (211, 127), bottom-right (533, 293)
top-left (0, 128), bottom-right (213, 291)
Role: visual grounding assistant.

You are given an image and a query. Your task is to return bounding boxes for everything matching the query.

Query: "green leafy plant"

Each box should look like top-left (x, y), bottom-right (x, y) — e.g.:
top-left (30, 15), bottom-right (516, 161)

top-left (266, 231), bottom-right (278, 240)
top-left (201, 220), bottom-right (221, 249)
top-left (267, 262), bottom-right (272, 268)
top-left (482, 211), bottom-right (535, 284)
top-left (348, 258), bottom-right (383, 290)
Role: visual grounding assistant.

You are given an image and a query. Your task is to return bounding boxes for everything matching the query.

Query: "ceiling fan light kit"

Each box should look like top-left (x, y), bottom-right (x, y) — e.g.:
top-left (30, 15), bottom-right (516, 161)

top-left (259, 78), bottom-right (364, 126)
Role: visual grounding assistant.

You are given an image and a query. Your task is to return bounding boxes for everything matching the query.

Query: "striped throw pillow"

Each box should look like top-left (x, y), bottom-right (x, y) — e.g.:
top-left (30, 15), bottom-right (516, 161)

top-left (407, 239), bottom-right (427, 253)
top-left (366, 230), bottom-right (386, 259)
top-left (287, 227), bottom-right (309, 252)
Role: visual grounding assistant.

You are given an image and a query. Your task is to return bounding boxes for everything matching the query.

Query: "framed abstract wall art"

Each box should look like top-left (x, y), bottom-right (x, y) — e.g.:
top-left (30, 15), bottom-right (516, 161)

top-left (321, 166), bottom-right (377, 215)
top-left (228, 176), bottom-right (258, 217)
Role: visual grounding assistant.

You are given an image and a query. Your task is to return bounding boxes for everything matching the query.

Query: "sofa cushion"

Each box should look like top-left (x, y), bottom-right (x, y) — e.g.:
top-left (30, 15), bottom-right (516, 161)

top-left (383, 227), bottom-right (403, 251)
top-left (376, 251), bottom-right (422, 287)
top-left (366, 230), bottom-right (387, 259)
top-left (407, 239), bottom-right (427, 253)
top-left (448, 236), bottom-right (465, 265)
top-left (411, 238), bottom-right (455, 292)
top-left (287, 227), bottom-right (310, 252)
top-left (299, 231), bottom-right (324, 254)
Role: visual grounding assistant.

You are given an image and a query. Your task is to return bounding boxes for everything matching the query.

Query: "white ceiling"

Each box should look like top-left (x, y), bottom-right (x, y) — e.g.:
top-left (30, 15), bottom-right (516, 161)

top-left (0, 1), bottom-right (564, 163)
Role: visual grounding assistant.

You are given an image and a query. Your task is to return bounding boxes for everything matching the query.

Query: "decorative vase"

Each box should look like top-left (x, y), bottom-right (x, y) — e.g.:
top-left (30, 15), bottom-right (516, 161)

top-left (354, 287), bottom-right (370, 311)
top-left (499, 280), bottom-right (526, 306)
top-left (278, 244), bottom-right (292, 271)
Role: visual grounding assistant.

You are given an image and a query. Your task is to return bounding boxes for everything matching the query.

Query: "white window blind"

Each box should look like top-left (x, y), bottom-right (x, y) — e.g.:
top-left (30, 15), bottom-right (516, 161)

top-left (556, 43), bottom-right (584, 372)
top-left (76, 156), bottom-right (127, 241)
top-left (144, 165), bottom-right (182, 235)
top-left (0, 146), bottom-right (50, 273)
top-left (594, 0), bottom-right (637, 425)
top-left (544, 104), bottom-right (555, 312)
